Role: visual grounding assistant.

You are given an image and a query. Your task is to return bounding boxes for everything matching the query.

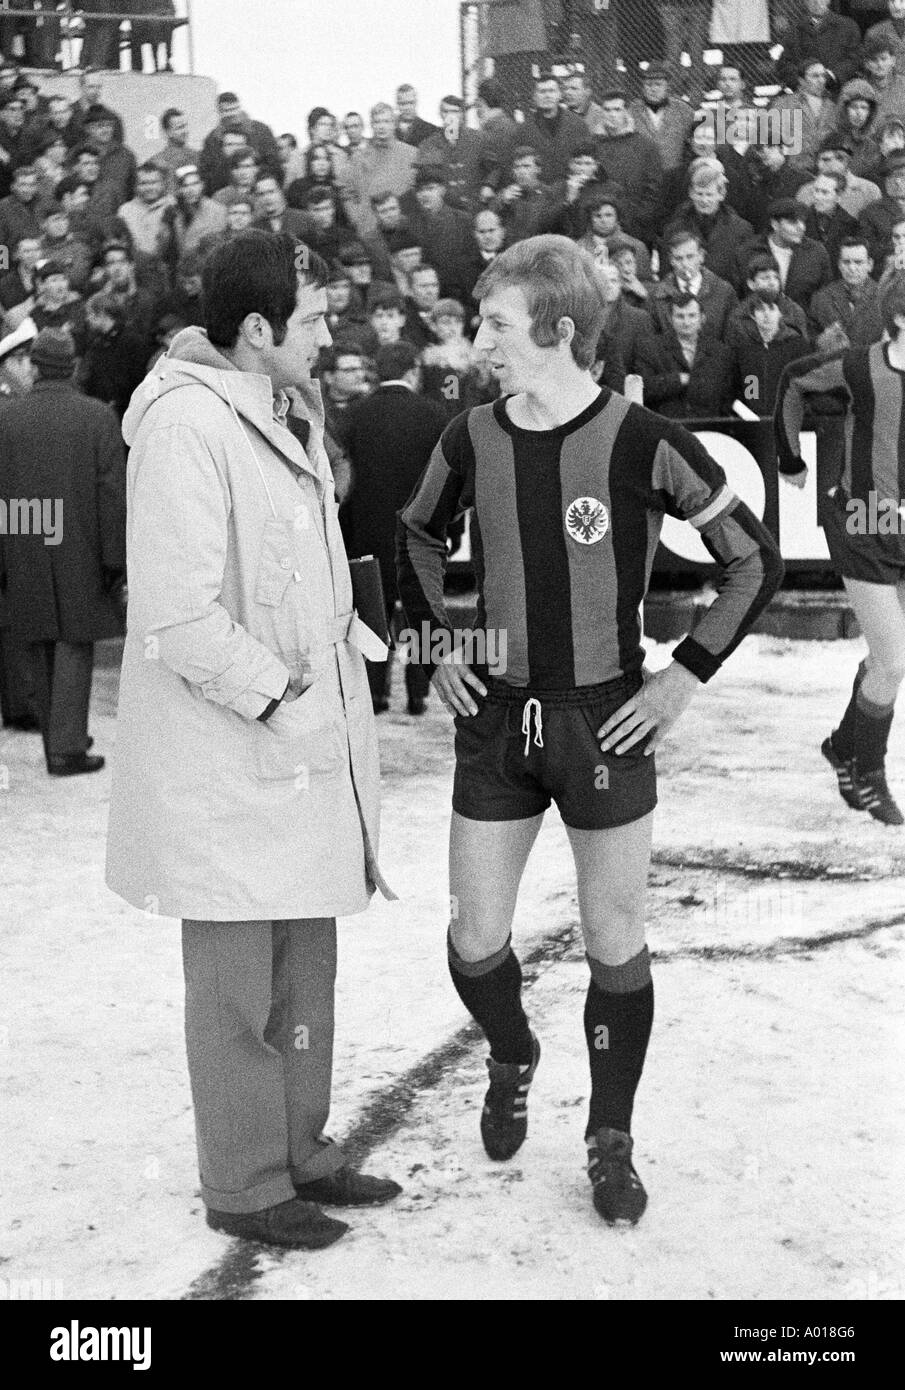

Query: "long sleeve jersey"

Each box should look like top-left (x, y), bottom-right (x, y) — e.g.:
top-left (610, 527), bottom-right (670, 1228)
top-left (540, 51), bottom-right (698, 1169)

top-left (775, 341), bottom-right (905, 502)
top-left (396, 388), bottom-right (784, 690)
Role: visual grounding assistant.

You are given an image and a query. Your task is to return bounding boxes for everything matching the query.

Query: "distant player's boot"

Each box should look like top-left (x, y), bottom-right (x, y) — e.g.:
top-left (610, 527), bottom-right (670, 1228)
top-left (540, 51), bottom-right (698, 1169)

top-left (586, 1127), bottom-right (647, 1225)
top-left (821, 736), bottom-right (863, 811)
top-left (480, 1032), bottom-right (540, 1161)
top-left (853, 767), bottom-right (905, 826)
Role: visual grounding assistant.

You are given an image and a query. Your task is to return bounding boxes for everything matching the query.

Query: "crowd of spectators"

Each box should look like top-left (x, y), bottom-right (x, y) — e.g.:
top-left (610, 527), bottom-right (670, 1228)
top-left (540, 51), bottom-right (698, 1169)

top-left (2, 2), bottom-right (905, 469)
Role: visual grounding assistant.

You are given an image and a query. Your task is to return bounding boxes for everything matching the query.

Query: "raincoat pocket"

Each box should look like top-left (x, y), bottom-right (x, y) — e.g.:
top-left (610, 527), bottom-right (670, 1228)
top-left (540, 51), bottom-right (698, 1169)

top-left (251, 681), bottom-right (346, 782)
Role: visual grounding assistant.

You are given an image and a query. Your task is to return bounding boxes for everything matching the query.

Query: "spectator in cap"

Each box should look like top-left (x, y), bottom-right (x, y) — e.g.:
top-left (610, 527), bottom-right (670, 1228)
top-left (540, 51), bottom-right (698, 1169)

top-left (859, 148), bottom-right (905, 262)
top-left (0, 316), bottom-right (40, 732)
top-left (37, 198), bottom-right (94, 294)
top-left (861, 32), bottom-right (905, 127)
top-left (415, 95), bottom-right (487, 212)
top-left (628, 64), bottom-right (696, 172)
top-left (0, 162), bottom-right (40, 251)
top-left (769, 57), bottom-right (839, 170)
top-left (796, 133), bottom-right (883, 216)
top-left (834, 77), bottom-right (884, 176)
top-left (776, 0), bottom-right (862, 94)
top-left (407, 165), bottom-right (474, 301)
top-left (0, 323), bottom-right (126, 776)
top-left (31, 259), bottom-right (86, 348)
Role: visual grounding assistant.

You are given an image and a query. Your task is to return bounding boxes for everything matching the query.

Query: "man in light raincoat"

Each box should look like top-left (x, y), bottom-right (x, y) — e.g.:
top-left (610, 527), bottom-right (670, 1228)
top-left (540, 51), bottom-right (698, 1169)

top-left (106, 230), bottom-right (399, 1250)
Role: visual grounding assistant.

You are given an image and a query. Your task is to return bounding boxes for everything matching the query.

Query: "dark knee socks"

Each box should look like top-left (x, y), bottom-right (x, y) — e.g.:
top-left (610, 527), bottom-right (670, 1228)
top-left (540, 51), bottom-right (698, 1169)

top-left (584, 947), bottom-right (654, 1139)
top-left (832, 660), bottom-right (866, 760)
top-left (834, 662), bottom-right (896, 773)
top-left (447, 931), bottom-right (534, 1065)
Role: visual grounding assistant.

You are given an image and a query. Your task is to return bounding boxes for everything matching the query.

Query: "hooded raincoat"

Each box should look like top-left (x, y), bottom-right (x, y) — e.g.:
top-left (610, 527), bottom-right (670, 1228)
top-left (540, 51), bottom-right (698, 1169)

top-left (105, 327), bottom-right (392, 922)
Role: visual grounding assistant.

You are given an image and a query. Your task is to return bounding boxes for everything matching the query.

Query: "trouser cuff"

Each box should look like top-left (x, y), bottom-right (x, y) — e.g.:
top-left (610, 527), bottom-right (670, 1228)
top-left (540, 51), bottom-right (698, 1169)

top-left (201, 1171), bottom-right (296, 1215)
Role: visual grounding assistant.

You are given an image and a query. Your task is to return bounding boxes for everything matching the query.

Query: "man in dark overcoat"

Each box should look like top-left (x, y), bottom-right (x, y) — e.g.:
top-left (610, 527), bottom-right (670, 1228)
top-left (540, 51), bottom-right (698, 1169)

top-left (0, 327), bottom-right (126, 775)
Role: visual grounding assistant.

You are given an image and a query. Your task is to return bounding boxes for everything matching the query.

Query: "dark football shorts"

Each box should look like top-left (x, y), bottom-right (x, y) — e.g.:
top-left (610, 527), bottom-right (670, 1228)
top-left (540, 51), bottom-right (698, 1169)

top-left (823, 491), bottom-right (905, 585)
top-left (452, 670), bottom-right (657, 830)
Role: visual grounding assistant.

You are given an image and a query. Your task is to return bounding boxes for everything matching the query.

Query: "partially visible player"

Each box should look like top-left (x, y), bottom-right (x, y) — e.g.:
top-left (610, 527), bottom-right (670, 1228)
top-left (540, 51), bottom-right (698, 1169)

top-left (775, 273), bottom-right (905, 826)
top-left (396, 236), bottom-right (784, 1225)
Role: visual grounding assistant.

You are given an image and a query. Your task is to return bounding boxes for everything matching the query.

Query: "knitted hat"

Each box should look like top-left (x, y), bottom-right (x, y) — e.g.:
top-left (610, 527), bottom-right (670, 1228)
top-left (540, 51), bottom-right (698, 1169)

top-left (643, 64), bottom-right (670, 83)
top-left (29, 327), bottom-right (76, 378)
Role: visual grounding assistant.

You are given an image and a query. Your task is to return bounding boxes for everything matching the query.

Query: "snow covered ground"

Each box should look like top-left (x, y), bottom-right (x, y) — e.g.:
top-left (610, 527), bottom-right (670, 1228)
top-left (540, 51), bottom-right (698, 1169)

top-left (1, 634), bottom-right (903, 1301)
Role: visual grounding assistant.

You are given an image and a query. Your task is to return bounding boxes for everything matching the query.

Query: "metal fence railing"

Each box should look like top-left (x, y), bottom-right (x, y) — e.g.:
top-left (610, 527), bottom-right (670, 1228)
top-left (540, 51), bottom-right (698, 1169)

top-left (0, 3), bottom-right (191, 72)
top-left (461, 1), bottom-right (817, 119)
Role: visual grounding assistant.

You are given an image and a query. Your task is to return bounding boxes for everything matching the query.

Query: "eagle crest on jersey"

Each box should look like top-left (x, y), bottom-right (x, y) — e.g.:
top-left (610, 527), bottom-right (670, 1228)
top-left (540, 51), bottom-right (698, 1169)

top-left (565, 497), bottom-right (609, 545)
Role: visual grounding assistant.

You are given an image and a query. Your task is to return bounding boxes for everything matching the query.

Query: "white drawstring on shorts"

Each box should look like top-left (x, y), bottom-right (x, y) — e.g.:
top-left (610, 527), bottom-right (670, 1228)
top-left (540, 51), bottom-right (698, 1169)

top-left (521, 697), bottom-right (544, 758)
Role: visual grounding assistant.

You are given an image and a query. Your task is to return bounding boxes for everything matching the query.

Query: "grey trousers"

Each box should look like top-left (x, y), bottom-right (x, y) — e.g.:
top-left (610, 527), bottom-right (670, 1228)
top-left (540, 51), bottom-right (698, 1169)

top-left (181, 917), bottom-right (346, 1214)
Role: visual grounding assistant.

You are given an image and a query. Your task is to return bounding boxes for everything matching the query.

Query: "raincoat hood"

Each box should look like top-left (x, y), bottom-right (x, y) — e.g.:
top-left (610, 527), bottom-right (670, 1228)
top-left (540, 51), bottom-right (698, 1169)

top-left (122, 325), bottom-right (326, 469)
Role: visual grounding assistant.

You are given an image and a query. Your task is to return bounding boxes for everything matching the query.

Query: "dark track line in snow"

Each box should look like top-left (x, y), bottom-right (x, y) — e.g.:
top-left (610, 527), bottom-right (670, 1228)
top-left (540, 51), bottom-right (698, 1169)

top-left (181, 904), bottom-right (905, 1300)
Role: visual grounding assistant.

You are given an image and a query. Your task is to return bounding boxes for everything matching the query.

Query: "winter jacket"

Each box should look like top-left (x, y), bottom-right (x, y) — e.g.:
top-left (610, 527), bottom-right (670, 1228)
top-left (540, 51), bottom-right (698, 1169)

top-left (105, 327), bottom-right (392, 921)
top-left (0, 380), bottom-right (125, 644)
top-left (637, 329), bottom-right (734, 419)
top-left (730, 317), bottom-right (811, 416)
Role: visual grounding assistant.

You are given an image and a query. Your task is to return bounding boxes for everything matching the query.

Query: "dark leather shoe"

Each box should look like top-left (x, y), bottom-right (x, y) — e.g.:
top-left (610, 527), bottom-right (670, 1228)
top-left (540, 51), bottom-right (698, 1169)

top-left (407, 698), bottom-right (426, 716)
top-left (205, 1197), bottom-right (349, 1249)
top-left (294, 1166), bottom-right (402, 1207)
top-left (47, 753), bottom-right (105, 777)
